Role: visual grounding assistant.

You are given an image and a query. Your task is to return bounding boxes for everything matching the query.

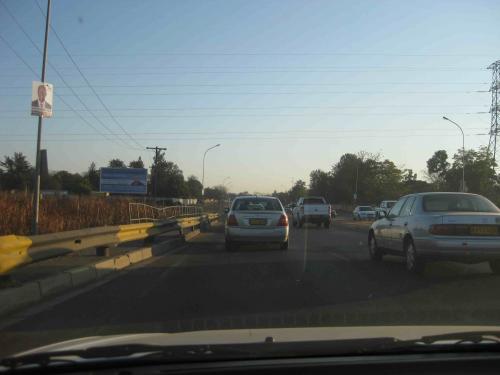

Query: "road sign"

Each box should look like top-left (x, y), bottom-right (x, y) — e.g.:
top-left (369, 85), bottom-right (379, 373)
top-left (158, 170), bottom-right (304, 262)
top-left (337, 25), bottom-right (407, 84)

top-left (31, 81), bottom-right (53, 117)
top-left (100, 168), bottom-right (148, 195)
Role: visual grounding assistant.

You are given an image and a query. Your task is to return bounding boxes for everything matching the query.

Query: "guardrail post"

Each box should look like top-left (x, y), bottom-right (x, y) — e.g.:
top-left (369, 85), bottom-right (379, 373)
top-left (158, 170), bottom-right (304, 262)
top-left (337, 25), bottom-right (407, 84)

top-left (96, 246), bottom-right (110, 257)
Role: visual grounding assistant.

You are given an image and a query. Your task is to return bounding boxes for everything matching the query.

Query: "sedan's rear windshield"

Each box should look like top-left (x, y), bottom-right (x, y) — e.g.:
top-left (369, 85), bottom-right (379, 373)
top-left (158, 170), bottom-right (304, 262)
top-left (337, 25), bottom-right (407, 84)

top-left (423, 194), bottom-right (500, 213)
top-left (233, 198), bottom-right (282, 211)
top-left (303, 198), bottom-right (325, 204)
top-left (359, 206), bottom-right (374, 211)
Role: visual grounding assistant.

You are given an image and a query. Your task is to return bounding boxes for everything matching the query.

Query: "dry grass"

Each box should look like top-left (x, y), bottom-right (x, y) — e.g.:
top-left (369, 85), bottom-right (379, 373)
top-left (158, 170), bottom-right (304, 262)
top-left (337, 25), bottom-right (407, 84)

top-left (0, 192), bottom-right (132, 236)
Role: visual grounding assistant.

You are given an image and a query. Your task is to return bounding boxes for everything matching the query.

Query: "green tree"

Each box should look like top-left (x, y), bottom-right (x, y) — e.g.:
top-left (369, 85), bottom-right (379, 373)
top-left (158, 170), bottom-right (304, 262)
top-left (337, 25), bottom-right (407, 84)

top-left (204, 185), bottom-right (228, 200)
top-left (85, 162), bottom-right (100, 191)
top-left (330, 152), bottom-right (403, 204)
top-left (448, 147), bottom-right (498, 196)
top-left (289, 180), bottom-right (308, 202)
top-left (186, 175), bottom-right (203, 199)
top-left (426, 150), bottom-right (450, 189)
top-left (128, 157), bottom-right (144, 169)
top-left (53, 171), bottom-right (92, 195)
top-left (108, 158), bottom-right (126, 168)
top-left (151, 151), bottom-right (188, 197)
top-left (0, 152), bottom-right (33, 191)
top-left (309, 169), bottom-right (332, 202)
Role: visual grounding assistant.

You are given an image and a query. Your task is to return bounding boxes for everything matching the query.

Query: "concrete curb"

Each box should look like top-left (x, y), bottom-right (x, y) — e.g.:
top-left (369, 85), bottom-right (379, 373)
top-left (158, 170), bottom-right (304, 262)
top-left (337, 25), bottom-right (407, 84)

top-left (0, 234), bottom-right (196, 318)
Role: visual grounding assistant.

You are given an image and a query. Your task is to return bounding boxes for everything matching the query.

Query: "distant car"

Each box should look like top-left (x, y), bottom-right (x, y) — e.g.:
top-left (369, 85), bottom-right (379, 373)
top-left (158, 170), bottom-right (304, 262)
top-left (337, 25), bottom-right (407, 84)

top-left (380, 200), bottom-right (397, 214)
top-left (225, 196), bottom-right (289, 251)
top-left (292, 196), bottom-right (331, 228)
top-left (353, 206), bottom-right (377, 221)
top-left (368, 192), bottom-right (500, 274)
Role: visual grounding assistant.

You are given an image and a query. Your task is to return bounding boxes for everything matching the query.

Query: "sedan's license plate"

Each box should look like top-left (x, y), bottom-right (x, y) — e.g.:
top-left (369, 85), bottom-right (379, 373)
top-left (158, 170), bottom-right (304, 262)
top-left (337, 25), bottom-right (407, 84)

top-left (249, 218), bottom-right (267, 226)
top-left (470, 226), bottom-right (498, 236)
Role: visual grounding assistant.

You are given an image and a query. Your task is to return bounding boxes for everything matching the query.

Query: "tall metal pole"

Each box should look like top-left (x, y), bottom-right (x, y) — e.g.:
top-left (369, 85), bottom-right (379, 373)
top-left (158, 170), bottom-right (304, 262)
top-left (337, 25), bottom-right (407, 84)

top-left (201, 143), bottom-right (220, 196)
top-left (443, 116), bottom-right (466, 192)
top-left (31, 0), bottom-right (51, 235)
top-left (354, 165), bottom-right (359, 202)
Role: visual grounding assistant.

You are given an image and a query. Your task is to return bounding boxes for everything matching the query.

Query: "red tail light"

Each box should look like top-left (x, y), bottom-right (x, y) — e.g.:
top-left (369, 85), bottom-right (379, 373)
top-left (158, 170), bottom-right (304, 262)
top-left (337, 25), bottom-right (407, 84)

top-left (227, 214), bottom-right (238, 226)
top-left (277, 214), bottom-right (289, 226)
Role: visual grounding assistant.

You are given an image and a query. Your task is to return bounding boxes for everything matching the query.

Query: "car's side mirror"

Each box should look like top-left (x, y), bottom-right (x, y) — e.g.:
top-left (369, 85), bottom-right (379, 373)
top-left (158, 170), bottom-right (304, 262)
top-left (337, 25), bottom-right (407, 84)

top-left (224, 208), bottom-right (229, 214)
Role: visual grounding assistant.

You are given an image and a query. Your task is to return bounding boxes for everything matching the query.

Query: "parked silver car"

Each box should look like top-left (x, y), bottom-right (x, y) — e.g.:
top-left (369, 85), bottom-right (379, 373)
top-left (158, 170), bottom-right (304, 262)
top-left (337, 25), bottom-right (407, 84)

top-left (225, 196), bottom-right (289, 251)
top-left (368, 192), bottom-right (500, 274)
top-left (353, 206), bottom-right (377, 221)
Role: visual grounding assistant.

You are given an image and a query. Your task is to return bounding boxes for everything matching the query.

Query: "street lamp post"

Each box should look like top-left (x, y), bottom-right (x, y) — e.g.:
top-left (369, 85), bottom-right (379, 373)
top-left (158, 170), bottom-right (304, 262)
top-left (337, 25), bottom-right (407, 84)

top-left (443, 116), bottom-right (466, 192)
top-left (202, 144), bottom-right (221, 196)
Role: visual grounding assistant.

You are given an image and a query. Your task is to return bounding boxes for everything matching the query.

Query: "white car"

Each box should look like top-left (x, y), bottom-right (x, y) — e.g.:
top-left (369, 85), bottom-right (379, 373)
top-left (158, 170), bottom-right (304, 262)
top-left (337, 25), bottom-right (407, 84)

top-left (225, 196), bottom-right (289, 251)
top-left (353, 206), bottom-right (377, 221)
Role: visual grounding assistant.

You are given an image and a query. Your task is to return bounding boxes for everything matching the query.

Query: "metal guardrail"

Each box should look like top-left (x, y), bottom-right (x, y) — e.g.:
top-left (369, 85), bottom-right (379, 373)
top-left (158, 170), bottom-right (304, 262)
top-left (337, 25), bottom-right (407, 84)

top-left (129, 203), bottom-right (203, 223)
top-left (0, 213), bottom-right (219, 275)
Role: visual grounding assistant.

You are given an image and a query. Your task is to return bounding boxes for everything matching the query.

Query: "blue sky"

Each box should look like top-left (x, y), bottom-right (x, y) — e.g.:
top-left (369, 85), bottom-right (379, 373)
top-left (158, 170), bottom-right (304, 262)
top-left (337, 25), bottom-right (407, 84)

top-left (0, 0), bottom-right (498, 193)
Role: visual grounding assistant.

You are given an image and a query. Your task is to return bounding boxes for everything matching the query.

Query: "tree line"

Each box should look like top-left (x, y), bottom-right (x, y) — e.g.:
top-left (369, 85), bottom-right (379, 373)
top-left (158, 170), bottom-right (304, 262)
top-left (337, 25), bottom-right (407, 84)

top-left (0, 151), bottom-right (204, 199)
top-left (273, 147), bottom-right (500, 206)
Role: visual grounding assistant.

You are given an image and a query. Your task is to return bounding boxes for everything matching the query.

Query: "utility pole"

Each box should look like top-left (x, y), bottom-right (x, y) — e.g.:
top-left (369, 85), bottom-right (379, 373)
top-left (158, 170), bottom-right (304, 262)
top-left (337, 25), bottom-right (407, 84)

top-left (488, 60), bottom-right (500, 161)
top-left (31, 0), bottom-right (51, 235)
top-left (146, 146), bottom-right (166, 197)
top-left (443, 116), bottom-right (466, 192)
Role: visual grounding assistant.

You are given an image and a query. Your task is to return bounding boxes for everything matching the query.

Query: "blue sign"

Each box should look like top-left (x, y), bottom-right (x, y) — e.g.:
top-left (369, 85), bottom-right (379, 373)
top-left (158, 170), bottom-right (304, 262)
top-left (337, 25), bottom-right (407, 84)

top-left (100, 168), bottom-right (148, 195)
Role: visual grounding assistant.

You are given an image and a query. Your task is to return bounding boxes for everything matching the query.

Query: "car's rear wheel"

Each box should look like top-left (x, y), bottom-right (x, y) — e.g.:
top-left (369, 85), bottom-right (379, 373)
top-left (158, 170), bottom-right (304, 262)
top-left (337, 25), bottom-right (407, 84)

top-left (368, 232), bottom-right (383, 261)
top-left (280, 240), bottom-right (289, 250)
top-left (405, 239), bottom-right (424, 274)
top-left (489, 260), bottom-right (500, 274)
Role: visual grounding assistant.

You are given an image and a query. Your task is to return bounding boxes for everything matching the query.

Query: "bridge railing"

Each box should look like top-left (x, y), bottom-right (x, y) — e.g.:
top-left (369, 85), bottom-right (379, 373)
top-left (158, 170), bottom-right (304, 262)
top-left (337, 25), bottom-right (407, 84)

top-left (128, 204), bottom-right (203, 223)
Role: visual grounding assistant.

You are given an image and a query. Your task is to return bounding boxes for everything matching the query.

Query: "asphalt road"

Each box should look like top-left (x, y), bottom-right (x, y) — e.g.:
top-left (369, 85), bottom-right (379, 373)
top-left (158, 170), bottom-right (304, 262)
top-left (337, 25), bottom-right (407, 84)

top-left (2, 221), bottom-right (500, 356)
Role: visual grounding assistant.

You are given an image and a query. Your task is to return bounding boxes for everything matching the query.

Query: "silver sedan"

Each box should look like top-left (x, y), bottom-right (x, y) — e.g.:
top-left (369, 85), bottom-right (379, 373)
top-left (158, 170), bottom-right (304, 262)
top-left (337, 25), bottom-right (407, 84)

top-left (225, 196), bottom-right (289, 251)
top-left (368, 192), bottom-right (500, 274)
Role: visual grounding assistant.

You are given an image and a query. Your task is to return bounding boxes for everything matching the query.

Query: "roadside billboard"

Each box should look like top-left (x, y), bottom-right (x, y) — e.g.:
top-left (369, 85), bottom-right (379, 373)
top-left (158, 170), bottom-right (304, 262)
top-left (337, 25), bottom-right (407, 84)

top-left (31, 81), bottom-right (53, 117)
top-left (100, 168), bottom-right (148, 195)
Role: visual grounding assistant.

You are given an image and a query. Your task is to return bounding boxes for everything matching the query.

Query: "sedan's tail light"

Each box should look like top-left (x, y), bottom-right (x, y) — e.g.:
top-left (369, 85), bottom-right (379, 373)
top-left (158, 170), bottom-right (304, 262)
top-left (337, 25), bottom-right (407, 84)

top-left (277, 214), bottom-right (289, 226)
top-left (227, 214), bottom-right (238, 226)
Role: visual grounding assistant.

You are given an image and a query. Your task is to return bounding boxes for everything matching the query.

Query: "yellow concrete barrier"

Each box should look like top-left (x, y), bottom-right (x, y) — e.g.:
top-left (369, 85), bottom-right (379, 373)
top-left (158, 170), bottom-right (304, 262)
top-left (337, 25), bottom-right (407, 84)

top-left (0, 235), bottom-right (33, 275)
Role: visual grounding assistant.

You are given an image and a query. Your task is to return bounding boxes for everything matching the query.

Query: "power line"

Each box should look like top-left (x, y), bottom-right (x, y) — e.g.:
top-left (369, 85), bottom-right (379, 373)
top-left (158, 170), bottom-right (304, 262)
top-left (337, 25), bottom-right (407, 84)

top-left (0, 90), bottom-right (487, 97)
top-left (0, 133), bottom-right (487, 143)
top-left (0, 104), bottom-right (490, 113)
top-left (34, 0), bottom-right (144, 150)
top-left (9, 51), bottom-right (494, 57)
top-left (0, 112), bottom-right (488, 119)
top-left (0, 1), bottom-right (138, 151)
top-left (0, 83), bottom-right (489, 88)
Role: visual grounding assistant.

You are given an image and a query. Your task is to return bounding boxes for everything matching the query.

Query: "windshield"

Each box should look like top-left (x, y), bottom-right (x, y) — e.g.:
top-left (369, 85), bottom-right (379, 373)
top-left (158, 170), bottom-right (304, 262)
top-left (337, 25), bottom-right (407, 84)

top-left (233, 197), bottom-right (282, 211)
top-left (2, 0), bottom-right (500, 365)
top-left (423, 194), bottom-right (499, 213)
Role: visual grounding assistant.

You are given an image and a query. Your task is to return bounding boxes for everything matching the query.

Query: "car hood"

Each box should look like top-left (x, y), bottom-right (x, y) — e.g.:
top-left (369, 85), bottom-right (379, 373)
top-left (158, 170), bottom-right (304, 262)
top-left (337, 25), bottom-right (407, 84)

top-left (14, 325), bottom-right (500, 356)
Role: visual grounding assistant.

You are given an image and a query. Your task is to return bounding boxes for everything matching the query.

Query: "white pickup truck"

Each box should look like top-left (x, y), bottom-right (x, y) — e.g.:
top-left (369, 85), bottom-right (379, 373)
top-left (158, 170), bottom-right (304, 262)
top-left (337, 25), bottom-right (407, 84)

top-left (292, 196), bottom-right (331, 229)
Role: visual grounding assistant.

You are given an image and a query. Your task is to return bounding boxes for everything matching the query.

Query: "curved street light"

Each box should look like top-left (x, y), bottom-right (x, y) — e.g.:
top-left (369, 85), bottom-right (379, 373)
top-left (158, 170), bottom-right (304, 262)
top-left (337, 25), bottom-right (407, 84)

top-left (202, 144), bottom-right (221, 195)
top-left (442, 116), bottom-right (465, 192)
